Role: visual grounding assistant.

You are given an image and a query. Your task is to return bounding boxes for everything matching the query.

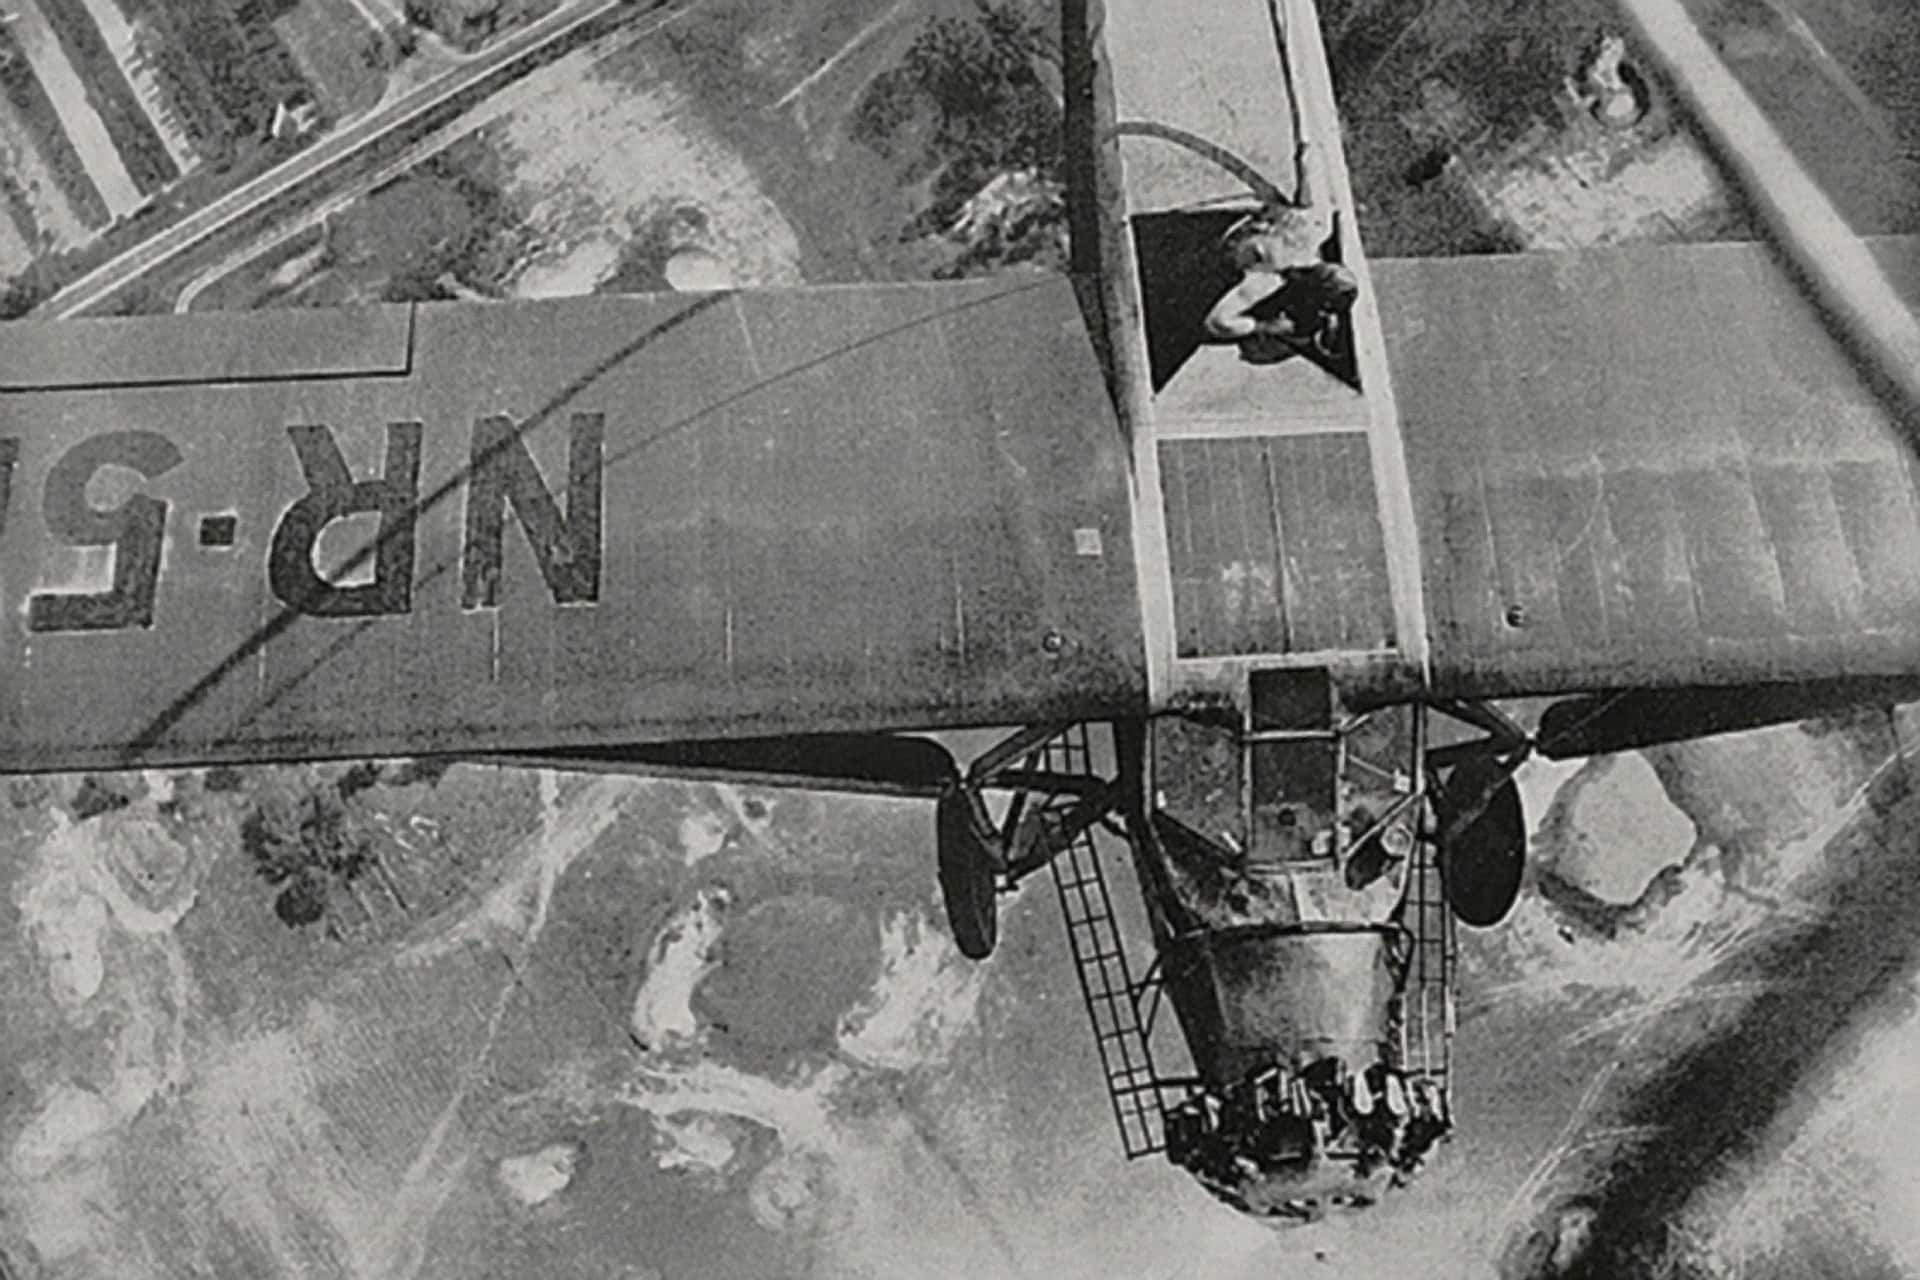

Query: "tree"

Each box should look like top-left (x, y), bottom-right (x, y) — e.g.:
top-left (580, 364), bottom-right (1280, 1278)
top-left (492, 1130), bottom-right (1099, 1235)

top-left (0, 275), bottom-right (47, 320)
top-left (242, 781), bottom-right (377, 928)
top-left (851, 0), bottom-right (1067, 269)
top-left (0, 254), bottom-right (64, 319)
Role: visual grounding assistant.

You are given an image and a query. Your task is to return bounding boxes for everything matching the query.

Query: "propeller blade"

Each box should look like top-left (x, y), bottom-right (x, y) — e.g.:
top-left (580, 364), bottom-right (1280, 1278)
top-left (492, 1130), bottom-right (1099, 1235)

top-left (1537, 678), bottom-right (1920, 759)
top-left (1434, 756), bottom-right (1526, 928)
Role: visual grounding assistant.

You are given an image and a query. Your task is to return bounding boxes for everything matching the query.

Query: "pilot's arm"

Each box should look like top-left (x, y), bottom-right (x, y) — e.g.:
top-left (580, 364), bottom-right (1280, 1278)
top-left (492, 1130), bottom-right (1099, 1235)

top-left (1204, 270), bottom-right (1291, 341)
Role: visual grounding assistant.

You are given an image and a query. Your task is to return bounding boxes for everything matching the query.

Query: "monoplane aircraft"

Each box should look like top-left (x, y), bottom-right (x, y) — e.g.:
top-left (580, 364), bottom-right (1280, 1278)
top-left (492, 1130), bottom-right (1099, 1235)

top-left (4, 0), bottom-right (1916, 1224)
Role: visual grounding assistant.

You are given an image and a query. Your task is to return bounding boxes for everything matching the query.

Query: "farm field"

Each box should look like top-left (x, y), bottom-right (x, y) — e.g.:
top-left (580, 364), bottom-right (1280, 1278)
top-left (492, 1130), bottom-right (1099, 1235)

top-left (0, 0), bottom-right (400, 310)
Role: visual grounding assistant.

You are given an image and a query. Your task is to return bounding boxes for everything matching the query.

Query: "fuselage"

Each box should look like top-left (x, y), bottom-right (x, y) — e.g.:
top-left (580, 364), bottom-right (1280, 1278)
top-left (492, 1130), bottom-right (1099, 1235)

top-left (1065, 0), bottom-right (1456, 1220)
top-left (1069, 0), bottom-right (1430, 720)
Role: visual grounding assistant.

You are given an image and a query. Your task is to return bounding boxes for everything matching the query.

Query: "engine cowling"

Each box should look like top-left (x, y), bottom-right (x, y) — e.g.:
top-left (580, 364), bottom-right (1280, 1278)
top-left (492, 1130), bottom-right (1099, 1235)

top-left (1157, 928), bottom-right (1451, 1221)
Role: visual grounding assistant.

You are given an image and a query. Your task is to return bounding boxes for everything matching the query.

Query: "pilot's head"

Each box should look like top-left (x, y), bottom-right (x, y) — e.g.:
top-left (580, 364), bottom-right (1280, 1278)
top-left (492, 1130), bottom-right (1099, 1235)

top-left (1223, 203), bottom-right (1331, 274)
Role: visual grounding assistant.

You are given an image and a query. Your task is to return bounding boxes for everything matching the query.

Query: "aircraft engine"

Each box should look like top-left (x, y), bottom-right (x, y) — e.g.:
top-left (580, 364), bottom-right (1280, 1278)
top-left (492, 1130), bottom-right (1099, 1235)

top-left (1156, 926), bottom-right (1450, 1221)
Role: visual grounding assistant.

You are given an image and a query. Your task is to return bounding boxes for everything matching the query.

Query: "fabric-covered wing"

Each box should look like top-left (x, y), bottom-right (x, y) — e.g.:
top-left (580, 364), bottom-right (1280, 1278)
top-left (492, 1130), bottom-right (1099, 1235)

top-left (0, 278), bottom-right (1144, 772)
top-left (1377, 237), bottom-right (1920, 701)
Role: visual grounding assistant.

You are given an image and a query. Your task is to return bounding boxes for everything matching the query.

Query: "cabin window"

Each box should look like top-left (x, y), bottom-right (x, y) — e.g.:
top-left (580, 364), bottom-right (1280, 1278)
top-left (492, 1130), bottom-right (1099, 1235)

top-left (1246, 669), bottom-right (1338, 868)
top-left (1151, 709), bottom-right (1245, 856)
top-left (1151, 671), bottom-right (1421, 879)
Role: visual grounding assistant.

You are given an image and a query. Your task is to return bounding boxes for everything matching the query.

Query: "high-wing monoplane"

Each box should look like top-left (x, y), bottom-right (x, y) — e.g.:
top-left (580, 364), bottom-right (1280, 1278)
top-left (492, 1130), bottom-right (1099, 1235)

top-left (5, 0), bottom-right (1917, 1224)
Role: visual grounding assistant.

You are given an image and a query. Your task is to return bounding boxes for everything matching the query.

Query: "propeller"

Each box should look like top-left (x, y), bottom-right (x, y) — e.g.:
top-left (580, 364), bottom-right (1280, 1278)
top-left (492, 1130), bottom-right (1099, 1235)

top-left (1425, 701), bottom-right (1533, 928)
top-left (1535, 679), bottom-right (1920, 760)
top-left (1430, 752), bottom-right (1528, 928)
top-left (1435, 678), bottom-right (1920, 923)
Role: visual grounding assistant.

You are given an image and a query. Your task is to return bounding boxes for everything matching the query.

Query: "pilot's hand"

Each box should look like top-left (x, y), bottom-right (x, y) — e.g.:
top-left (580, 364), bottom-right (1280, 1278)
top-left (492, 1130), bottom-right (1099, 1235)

top-left (1204, 271), bottom-right (1288, 340)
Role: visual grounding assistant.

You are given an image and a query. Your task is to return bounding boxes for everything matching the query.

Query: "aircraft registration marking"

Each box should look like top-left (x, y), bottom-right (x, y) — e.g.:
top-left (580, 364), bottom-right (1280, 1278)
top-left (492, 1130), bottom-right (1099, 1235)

top-left (2, 413), bottom-right (604, 634)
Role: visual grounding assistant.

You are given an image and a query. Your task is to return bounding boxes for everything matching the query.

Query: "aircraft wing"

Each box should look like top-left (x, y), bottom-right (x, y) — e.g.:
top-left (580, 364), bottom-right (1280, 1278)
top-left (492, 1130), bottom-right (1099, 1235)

top-left (1377, 236), bottom-right (1920, 702)
top-left (0, 277), bottom-right (1146, 773)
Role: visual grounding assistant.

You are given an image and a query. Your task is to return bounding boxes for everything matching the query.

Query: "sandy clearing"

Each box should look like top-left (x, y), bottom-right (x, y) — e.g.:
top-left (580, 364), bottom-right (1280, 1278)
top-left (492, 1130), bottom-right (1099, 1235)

top-left (10, 0), bottom-right (144, 219)
top-left (496, 1141), bottom-right (580, 1205)
top-left (0, 95), bottom-right (93, 250)
top-left (837, 910), bottom-right (985, 1071)
top-left (74, 0), bottom-right (198, 171)
top-left (628, 886), bottom-right (730, 1052)
top-left (514, 235), bottom-right (620, 298)
top-left (608, 908), bottom-right (1015, 1275)
top-left (498, 54), bottom-right (803, 296)
top-left (1474, 133), bottom-right (1724, 249)
top-left (652, 1112), bottom-right (739, 1174)
top-left (1548, 752), bottom-right (1697, 905)
top-left (663, 246), bottom-right (732, 289)
top-left (676, 810), bottom-right (728, 865)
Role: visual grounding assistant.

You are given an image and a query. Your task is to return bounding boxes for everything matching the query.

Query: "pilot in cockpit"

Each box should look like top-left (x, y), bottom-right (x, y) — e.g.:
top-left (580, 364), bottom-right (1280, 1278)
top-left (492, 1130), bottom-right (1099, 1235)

top-left (1202, 201), bottom-right (1358, 355)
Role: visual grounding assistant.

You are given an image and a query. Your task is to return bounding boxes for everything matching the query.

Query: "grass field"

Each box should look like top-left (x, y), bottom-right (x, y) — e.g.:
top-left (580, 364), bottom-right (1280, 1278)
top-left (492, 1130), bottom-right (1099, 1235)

top-left (277, 0), bottom-right (391, 122)
top-left (188, 220), bottom-right (331, 310)
top-left (192, 128), bottom-right (524, 310)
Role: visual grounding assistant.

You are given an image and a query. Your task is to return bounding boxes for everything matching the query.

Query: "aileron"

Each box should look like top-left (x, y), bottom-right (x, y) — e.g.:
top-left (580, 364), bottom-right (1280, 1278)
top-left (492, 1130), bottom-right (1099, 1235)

top-left (1380, 236), bottom-right (1920, 699)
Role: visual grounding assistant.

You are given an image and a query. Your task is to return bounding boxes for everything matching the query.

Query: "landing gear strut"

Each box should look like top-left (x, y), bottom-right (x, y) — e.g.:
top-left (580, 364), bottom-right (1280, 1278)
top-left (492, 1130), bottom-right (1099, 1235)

top-left (933, 722), bottom-right (1121, 960)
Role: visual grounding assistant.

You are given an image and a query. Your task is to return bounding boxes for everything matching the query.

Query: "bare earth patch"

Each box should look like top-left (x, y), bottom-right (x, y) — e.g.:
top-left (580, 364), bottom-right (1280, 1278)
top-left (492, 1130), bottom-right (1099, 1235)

top-left (495, 54), bottom-right (803, 297)
top-left (1540, 752), bottom-right (1696, 906)
top-left (1471, 132), bottom-right (1728, 249)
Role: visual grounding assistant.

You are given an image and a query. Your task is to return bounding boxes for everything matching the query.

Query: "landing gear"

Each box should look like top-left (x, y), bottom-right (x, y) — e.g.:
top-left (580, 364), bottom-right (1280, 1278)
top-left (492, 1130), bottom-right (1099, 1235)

top-left (932, 723), bottom-right (1123, 962)
top-left (936, 786), bottom-right (1000, 960)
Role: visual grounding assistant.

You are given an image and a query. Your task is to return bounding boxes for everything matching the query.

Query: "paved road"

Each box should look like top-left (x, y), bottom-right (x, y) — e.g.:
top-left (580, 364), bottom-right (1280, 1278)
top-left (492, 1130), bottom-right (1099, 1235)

top-left (46, 0), bottom-right (643, 319)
